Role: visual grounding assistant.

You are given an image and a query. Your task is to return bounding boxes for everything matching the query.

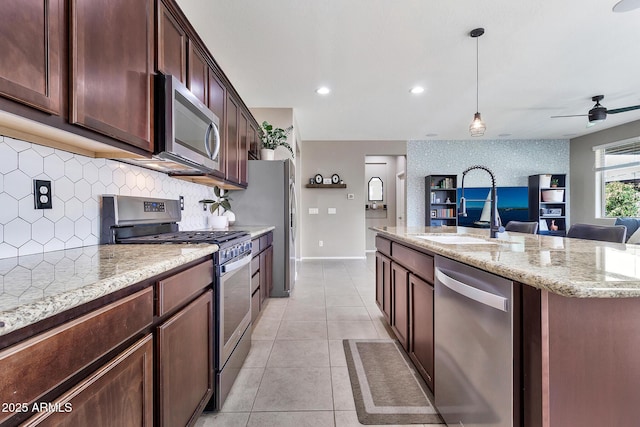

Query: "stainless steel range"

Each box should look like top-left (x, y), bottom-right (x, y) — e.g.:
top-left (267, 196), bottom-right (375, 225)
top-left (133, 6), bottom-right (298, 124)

top-left (100, 194), bottom-right (252, 411)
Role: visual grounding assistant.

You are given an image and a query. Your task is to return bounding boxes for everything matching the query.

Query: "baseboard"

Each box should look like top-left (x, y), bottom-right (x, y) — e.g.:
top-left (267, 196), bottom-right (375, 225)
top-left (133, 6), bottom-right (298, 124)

top-left (300, 256), bottom-right (367, 260)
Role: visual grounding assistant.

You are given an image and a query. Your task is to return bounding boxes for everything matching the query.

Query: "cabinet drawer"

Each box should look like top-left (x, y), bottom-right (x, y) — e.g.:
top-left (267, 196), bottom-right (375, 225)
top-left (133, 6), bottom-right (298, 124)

top-left (156, 260), bottom-right (213, 316)
top-left (251, 270), bottom-right (260, 294)
top-left (391, 242), bottom-right (434, 283)
top-left (251, 238), bottom-right (260, 255)
top-left (259, 234), bottom-right (269, 252)
top-left (0, 288), bottom-right (153, 425)
top-left (251, 255), bottom-right (260, 276)
top-left (376, 236), bottom-right (391, 257)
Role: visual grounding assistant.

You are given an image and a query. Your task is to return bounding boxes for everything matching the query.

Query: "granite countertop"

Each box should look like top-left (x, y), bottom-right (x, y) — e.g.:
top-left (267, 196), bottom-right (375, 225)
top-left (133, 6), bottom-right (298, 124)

top-left (0, 244), bottom-right (218, 337)
top-left (228, 225), bottom-right (275, 238)
top-left (373, 226), bottom-right (640, 298)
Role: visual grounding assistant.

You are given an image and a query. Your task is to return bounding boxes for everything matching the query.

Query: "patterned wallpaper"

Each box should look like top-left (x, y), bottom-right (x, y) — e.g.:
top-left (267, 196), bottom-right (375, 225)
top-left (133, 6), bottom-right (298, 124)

top-left (0, 135), bottom-right (216, 259)
top-left (406, 139), bottom-right (570, 227)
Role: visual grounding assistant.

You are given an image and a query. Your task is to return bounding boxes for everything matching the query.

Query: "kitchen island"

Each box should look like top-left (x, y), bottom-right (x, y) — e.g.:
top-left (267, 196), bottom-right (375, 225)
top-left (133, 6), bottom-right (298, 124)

top-left (373, 225), bottom-right (640, 427)
top-left (0, 243), bottom-right (218, 426)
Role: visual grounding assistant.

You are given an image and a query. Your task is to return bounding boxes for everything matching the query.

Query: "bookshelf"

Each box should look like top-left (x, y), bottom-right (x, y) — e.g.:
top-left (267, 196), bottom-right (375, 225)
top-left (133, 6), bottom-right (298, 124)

top-left (425, 175), bottom-right (458, 226)
top-left (528, 174), bottom-right (568, 236)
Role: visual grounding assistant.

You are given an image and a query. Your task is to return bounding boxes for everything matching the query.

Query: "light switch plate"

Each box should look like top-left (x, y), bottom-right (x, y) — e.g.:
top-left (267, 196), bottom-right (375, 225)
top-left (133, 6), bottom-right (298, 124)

top-left (328, 208), bottom-right (337, 214)
top-left (309, 208), bottom-right (319, 215)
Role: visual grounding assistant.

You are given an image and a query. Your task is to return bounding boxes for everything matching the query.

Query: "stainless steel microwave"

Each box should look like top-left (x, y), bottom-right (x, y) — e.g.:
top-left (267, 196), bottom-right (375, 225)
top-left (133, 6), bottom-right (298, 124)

top-left (153, 74), bottom-right (221, 174)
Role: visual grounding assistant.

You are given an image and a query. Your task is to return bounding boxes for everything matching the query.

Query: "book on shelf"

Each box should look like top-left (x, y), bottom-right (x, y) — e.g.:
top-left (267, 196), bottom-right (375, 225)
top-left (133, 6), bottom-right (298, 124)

top-left (431, 208), bottom-right (456, 218)
top-left (431, 177), bottom-right (455, 189)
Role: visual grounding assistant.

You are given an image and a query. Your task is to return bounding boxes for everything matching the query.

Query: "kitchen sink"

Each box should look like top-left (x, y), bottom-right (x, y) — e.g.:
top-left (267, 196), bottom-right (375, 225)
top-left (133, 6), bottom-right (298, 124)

top-left (412, 235), bottom-right (498, 245)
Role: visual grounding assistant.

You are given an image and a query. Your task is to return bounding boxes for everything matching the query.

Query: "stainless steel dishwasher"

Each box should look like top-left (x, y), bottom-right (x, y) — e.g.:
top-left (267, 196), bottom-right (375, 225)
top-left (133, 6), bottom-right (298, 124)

top-left (434, 256), bottom-right (514, 427)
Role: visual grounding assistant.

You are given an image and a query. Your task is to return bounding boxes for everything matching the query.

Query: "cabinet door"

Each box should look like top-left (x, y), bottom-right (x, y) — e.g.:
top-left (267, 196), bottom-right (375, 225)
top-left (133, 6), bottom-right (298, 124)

top-left (409, 273), bottom-right (435, 391)
top-left (249, 122), bottom-right (260, 159)
top-left (156, 0), bottom-right (187, 83)
top-left (260, 245), bottom-right (273, 301)
top-left (208, 68), bottom-right (226, 177)
top-left (157, 290), bottom-right (214, 427)
top-left (225, 94), bottom-right (240, 183)
top-left (375, 252), bottom-right (392, 323)
top-left (70, 0), bottom-right (153, 152)
top-left (23, 335), bottom-right (154, 427)
top-left (187, 41), bottom-right (207, 105)
top-left (391, 262), bottom-right (409, 351)
top-left (0, 0), bottom-right (62, 115)
top-left (239, 110), bottom-right (249, 185)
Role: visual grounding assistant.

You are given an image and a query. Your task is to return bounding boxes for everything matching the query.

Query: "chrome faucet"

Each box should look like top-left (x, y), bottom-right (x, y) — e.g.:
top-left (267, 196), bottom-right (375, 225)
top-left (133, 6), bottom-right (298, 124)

top-left (459, 165), bottom-right (504, 238)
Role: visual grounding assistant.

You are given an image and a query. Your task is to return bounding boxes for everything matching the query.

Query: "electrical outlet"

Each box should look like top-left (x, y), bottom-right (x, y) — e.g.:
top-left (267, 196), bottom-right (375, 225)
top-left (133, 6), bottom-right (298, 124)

top-left (319, 240), bottom-right (323, 247)
top-left (347, 193), bottom-right (355, 200)
top-left (179, 196), bottom-right (184, 210)
top-left (33, 179), bottom-right (52, 209)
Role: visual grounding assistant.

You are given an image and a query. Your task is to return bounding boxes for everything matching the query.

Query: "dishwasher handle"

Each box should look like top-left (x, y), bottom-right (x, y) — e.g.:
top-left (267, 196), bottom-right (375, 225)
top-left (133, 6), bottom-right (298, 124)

top-left (436, 268), bottom-right (508, 312)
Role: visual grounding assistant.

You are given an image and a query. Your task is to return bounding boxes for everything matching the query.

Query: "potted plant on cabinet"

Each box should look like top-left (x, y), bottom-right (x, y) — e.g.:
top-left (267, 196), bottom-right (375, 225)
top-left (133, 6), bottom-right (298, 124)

top-left (260, 121), bottom-right (294, 160)
top-left (199, 186), bottom-right (233, 229)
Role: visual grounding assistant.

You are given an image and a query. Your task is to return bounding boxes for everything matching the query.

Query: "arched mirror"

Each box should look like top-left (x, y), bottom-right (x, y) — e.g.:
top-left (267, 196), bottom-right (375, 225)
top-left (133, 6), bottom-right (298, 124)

top-left (368, 177), bottom-right (383, 201)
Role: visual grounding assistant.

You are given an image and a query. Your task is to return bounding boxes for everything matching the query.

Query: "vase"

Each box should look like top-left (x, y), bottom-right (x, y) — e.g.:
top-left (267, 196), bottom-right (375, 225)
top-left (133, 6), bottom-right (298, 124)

top-left (539, 174), bottom-right (552, 188)
top-left (223, 210), bottom-right (236, 225)
top-left (260, 148), bottom-right (275, 160)
top-left (209, 215), bottom-right (228, 229)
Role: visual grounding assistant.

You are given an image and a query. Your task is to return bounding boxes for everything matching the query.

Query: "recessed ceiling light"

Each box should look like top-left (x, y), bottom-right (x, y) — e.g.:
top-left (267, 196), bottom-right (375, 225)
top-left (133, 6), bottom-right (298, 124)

top-left (498, 133), bottom-right (512, 137)
top-left (316, 87), bottom-right (331, 95)
top-left (425, 133), bottom-right (438, 137)
top-left (410, 86), bottom-right (425, 94)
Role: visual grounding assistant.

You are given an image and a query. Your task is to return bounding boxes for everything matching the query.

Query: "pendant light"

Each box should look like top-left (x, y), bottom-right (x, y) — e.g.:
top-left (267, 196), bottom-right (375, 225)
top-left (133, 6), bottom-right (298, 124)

top-left (469, 27), bottom-right (486, 137)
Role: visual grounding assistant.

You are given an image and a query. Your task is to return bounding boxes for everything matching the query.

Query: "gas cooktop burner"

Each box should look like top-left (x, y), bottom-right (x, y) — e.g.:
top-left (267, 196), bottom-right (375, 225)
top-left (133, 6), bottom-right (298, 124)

top-left (118, 230), bottom-right (249, 245)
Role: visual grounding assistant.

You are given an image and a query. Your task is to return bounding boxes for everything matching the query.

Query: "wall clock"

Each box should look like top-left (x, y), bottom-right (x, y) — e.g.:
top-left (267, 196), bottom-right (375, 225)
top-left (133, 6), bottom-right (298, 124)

top-left (331, 174), bottom-right (340, 184)
top-left (314, 174), bottom-right (323, 184)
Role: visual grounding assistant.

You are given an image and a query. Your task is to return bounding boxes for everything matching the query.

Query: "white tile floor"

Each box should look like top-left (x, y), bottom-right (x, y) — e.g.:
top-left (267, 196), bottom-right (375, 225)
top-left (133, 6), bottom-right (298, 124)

top-left (196, 255), bottom-right (442, 427)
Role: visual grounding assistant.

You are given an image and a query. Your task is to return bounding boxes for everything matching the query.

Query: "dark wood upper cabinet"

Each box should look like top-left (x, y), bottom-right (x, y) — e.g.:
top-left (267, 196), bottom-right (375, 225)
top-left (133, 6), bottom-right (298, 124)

top-left (239, 110), bottom-right (248, 185)
top-left (208, 68), bottom-right (226, 177)
top-left (225, 94), bottom-right (239, 183)
top-left (70, 0), bottom-right (153, 152)
top-left (249, 122), bottom-right (260, 159)
top-left (0, 0), bottom-right (63, 115)
top-left (156, 0), bottom-right (187, 83)
top-left (187, 42), bottom-right (208, 105)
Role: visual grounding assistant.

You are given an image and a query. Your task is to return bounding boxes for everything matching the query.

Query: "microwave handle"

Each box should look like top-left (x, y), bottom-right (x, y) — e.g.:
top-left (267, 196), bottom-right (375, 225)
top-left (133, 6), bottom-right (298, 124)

top-left (205, 122), bottom-right (221, 160)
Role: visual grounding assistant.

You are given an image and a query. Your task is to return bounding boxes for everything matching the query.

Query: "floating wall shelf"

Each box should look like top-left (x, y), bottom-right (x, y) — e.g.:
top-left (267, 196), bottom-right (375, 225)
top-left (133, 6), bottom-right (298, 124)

top-left (305, 184), bottom-right (347, 188)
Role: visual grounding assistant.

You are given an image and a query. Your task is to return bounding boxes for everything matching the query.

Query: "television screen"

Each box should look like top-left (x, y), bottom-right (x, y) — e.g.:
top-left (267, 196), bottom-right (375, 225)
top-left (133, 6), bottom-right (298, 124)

top-left (456, 187), bottom-right (529, 228)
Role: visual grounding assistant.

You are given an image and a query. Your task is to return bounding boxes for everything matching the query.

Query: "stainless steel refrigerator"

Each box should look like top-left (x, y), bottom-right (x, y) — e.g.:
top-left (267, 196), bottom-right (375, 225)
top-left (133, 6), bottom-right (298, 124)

top-left (232, 159), bottom-right (297, 297)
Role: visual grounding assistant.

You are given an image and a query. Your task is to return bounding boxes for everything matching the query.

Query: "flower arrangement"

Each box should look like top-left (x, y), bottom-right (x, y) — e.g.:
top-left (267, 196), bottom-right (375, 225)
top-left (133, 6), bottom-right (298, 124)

top-left (260, 121), bottom-right (294, 158)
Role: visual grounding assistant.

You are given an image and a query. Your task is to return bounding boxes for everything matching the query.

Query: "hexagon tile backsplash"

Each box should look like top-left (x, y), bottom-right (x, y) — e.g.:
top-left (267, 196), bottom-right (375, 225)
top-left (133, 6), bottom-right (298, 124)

top-left (0, 135), bottom-right (216, 259)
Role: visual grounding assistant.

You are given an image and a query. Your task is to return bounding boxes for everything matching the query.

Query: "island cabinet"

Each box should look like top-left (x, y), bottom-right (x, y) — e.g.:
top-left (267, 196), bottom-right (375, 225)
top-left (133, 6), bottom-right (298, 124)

top-left (251, 231), bottom-right (274, 323)
top-left (0, 257), bottom-right (215, 427)
top-left (375, 236), bottom-right (435, 392)
top-left (70, 0), bottom-right (154, 152)
top-left (0, 288), bottom-right (155, 426)
top-left (0, 0), bottom-right (63, 115)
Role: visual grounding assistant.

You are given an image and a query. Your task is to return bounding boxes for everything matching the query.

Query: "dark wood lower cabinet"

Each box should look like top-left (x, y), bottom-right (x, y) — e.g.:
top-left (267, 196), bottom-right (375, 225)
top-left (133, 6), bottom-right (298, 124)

top-left (408, 273), bottom-right (434, 391)
top-left (375, 252), bottom-right (392, 323)
top-left (251, 232), bottom-right (274, 323)
top-left (157, 290), bottom-right (214, 427)
top-left (391, 262), bottom-right (409, 351)
top-left (23, 335), bottom-right (154, 427)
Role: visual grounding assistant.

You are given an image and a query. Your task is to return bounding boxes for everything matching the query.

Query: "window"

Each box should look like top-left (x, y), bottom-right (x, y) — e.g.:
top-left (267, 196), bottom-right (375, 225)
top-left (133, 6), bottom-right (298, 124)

top-left (594, 137), bottom-right (640, 217)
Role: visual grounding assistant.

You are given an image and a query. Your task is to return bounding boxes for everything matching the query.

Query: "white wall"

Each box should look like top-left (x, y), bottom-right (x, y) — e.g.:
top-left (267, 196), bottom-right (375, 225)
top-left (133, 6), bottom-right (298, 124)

top-left (300, 140), bottom-right (406, 258)
top-left (570, 119), bottom-right (640, 225)
top-left (0, 135), bottom-right (215, 259)
top-left (406, 139), bottom-right (570, 227)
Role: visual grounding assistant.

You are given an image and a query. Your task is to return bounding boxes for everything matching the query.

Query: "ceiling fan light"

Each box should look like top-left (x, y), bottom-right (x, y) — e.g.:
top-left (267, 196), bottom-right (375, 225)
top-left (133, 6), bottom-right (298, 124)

top-left (469, 112), bottom-right (486, 137)
top-left (589, 107), bottom-right (607, 123)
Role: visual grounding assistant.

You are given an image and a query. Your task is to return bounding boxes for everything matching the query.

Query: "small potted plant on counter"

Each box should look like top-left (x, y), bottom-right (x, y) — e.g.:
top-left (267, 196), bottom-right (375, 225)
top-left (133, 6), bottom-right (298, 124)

top-left (260, 120), bottom-right (294, 160)
top-left (199, 186), bottom-right (233, 229)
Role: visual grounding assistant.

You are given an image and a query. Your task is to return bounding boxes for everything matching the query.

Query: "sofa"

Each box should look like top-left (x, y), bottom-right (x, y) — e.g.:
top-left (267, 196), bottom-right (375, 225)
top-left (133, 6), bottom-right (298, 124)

top-left (614, 217), bottom-right (640, 243)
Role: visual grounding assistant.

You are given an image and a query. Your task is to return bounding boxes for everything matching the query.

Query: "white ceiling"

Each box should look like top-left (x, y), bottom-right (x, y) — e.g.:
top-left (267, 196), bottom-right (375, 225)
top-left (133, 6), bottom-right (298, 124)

top-left (176, 0), bottom-right (640, 141)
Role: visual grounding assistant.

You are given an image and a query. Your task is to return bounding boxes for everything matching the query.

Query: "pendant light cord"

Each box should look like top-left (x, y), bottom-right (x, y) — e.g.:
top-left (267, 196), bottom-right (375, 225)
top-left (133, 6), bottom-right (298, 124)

top-left (476, 35), bottom-right (479, 113)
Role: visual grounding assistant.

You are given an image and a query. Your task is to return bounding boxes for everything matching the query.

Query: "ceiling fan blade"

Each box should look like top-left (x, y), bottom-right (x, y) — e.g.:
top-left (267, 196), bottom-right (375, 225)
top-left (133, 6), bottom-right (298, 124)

top-left (607, 105), bottom-right (640, 114)
top-left (613, 0), bottom-right (640, 12)
top-left (550, 114), bottom-right (588, 118)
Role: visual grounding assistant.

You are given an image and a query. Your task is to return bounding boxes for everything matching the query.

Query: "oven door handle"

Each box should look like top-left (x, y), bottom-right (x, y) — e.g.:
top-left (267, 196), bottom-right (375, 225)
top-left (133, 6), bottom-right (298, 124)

top-left (220, 253), bottom-right (251, 274)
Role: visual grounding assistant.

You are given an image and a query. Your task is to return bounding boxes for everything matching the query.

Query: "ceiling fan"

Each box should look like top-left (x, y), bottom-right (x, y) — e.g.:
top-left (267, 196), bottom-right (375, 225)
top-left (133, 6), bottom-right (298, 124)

top-left (550, 95), bottom-right (640, 125)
